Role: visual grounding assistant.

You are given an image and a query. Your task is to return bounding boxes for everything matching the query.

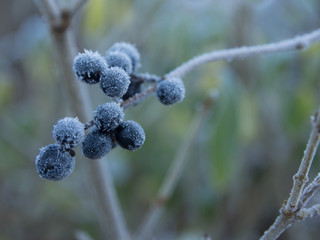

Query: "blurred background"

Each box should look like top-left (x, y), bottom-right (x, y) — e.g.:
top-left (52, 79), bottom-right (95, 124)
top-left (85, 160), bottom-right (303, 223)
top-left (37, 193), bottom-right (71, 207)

top-left (1, 0), bottom-right (320, 239)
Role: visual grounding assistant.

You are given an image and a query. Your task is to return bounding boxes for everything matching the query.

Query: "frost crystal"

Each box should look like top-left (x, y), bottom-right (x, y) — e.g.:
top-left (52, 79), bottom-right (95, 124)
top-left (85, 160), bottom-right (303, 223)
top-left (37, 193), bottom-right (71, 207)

top-left (100, 67), bottom-right (130, 98)
top-left (107, 42), bottom-right (141, 72)
top-left (52, 117), bottom-right (85, 148)
top-left (73, 50), bottom-right (108, 84)
top-left (35, 144), bottom-right (75, 181)
top-left (156, 78), bottom-right (185, 105)
top-left (115, 120), bottom-right (145, 151)
top-left (81, 129), bottom-right (112, 159)
top-left (93, 102), bottom-right (124, 132)
top-left (106, 51), bottom-right (133, 74)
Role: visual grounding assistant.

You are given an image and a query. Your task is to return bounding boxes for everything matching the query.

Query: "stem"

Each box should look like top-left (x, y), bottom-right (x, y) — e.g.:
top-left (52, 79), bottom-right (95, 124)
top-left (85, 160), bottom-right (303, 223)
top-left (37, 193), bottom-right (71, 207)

top-left (136, 90), bottom-right (218, 240)
top-left (260, 110), bottom-right (320, 240)
top-left (297, 203), bottom-right (320, 219)
top-left (116, 28), bottom-right (320, 109)
top-left (285, 111), bottom-right (320, 212)
top-left (298, 173), bottom-right (320, 208)
top-left (36, 1), bottom-right (130, 239)
top-left (166, 28), bottom-right (320, 79)
top-left (260, 215), bottom-right (294, 240)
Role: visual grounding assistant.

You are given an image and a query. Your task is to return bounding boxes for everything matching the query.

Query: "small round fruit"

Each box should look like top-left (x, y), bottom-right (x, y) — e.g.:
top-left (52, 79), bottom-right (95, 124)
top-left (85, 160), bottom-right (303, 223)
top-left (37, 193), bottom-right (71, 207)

top-left (35, 144), bottom-right (75, 181)
top-left (115, 120), bottom-right (145, 151)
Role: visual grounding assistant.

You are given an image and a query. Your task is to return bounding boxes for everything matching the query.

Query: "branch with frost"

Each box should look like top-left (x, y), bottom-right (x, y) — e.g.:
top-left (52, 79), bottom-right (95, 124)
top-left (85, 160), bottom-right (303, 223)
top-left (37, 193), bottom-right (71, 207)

top-left (35, 1), bottom-right (130, 239)
top-left (121, 28), bottom-right (320, 108)
top-left (299, 173), bottom-right (320, 208)
top-left (166, 28), bottom-right (320, 78)
top-left (135, 90), bottom-right (218, 240)
top-left (260, 109), bottom-right (320, 240)
top-left (284, 111), bottom-right (320, 212)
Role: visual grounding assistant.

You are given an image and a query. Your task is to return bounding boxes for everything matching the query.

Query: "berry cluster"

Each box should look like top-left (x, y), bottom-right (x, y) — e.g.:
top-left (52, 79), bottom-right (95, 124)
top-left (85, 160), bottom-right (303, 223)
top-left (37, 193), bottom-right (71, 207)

top-left (35, 42), bottom-right (186, 181)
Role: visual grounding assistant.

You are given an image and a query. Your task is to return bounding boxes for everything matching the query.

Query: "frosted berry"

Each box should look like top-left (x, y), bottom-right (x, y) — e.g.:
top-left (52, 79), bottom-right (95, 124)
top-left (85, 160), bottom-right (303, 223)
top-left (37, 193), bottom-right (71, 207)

top-left (73, 50), bottom-right (108, 84)
top-left (52, 117), bottom-right (85, 148)
top-left (107, 42), bottom-right (141, 72)
top-left (82, 129), bottom-right (112, 159)
top-left (106, 51), bottom-right (132, 74)
top-left (100, 67), bottom-right (130, 98)
top-left (115, 120), bottom-right (145, 151)
top-left (35, 144), bottom-right (75, 181)
top-left (156, 78), bottom-right (185, 105)
top-left (93, 102), bottom-right (124, 132)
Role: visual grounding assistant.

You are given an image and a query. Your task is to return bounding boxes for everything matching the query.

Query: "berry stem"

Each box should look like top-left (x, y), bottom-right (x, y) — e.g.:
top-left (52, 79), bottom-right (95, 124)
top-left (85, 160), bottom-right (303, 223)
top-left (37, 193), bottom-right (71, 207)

top-left (131, 72), bottom-right (163, 83)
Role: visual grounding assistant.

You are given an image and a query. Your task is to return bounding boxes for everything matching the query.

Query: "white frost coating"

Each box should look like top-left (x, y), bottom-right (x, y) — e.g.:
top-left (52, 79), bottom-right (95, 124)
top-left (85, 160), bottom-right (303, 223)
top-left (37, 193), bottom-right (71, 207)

top-left (100, 67), bottom-right (130, 98)
top-left (107, 42), bottom-right (141, 72)
top-left (35, 144), bottom-right (75, 181)
top-left (82, 129), bottom-right (112, 159)
top-left (106, 51), bottom-right (133, 74)
top-left (156, 77), bottom-right (185, 105)
top-left (73, 49), bottom-right (108, 84)
top-left (167, 28), bottom-right (320, 79)
top-left (93, 102), bottom-right (125, 132)
top-left (52, 117), bottom-right (85, 148)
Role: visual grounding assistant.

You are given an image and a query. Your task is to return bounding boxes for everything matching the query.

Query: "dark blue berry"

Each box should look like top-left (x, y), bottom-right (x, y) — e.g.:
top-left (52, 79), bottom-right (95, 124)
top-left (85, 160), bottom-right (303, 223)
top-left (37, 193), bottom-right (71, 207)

top-left (156, 78), bottom-right (185, 105)
top-left (52, 117), bottom-right (85, 148)
top-left (100, 67), bottom-right (130, 98)
top-left (93, 102), bottom-right (124, 132)
top-left (122, 79), bottom-right (142, 100)
top-left (106, 51), bottom-right (132, 74)
top-left (115, 120), bottom-right (145, 151)
top-left (35, 144), bottom-right (75, 181)
top-left (107, 42), bottom-right (141, 72)
top-left (81, 129), bottom-right (112, 159)
top-left (73, 50), bottom-right (108, 84)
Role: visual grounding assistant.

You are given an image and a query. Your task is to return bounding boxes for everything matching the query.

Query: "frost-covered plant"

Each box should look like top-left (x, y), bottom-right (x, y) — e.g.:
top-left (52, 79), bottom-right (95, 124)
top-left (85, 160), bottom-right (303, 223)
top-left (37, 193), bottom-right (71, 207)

top-left (156, 77), bottom-right (185, 105)
top-left (73, 50), bottom-right (108, 84)
top-left (100, 67), bottom-right (130, 98)
top-left (52, 117), bottom-right (85, 149)
top-left (106, 51), bottom-right (133, 74)
top-left (81, 128), bottom-right (112, 159)
top-left (35, 42), bottom-right (186, 181)
top-left (36, 1), bottom-right (320, 239)
top-left (93, 102), bottom-right (125, 132)
top-left (106, 42), bottom-right (141, 72)
top-left (35, 144), bottom-right (75, 181)
top-left (115, 120), bottom-right (146, 151)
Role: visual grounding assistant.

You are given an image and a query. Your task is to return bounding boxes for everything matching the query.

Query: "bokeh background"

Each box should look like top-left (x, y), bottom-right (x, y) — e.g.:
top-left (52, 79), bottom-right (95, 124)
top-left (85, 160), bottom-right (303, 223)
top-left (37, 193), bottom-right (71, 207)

top-left (1, 0), bottom-right (320, 239)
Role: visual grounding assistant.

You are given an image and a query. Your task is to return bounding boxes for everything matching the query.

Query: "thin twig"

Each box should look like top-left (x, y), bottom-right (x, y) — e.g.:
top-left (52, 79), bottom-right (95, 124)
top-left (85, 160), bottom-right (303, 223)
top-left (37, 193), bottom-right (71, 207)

top-left (297, 203), bottom-right (320, 219)
top-left (117, 28), bottom-right (320, 108)
top-left (131, 72), bottom-right (163, 83)
top-left (260, 109), bottom-right (320, 240)
top-left (166, 28), bottom-right (320, 79)
top-left (36, 1), bottom-right (130, 239)
top-left (260, 215), bottom-right (295, 240)
top-left (298, 173), bottom-right (320, 208)
top-left (285, 111), bottom-right (320, 212)
top-left (120, 85), bottom-right (157, 109)
top-left (135, 90), bottom-right (218, 240)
